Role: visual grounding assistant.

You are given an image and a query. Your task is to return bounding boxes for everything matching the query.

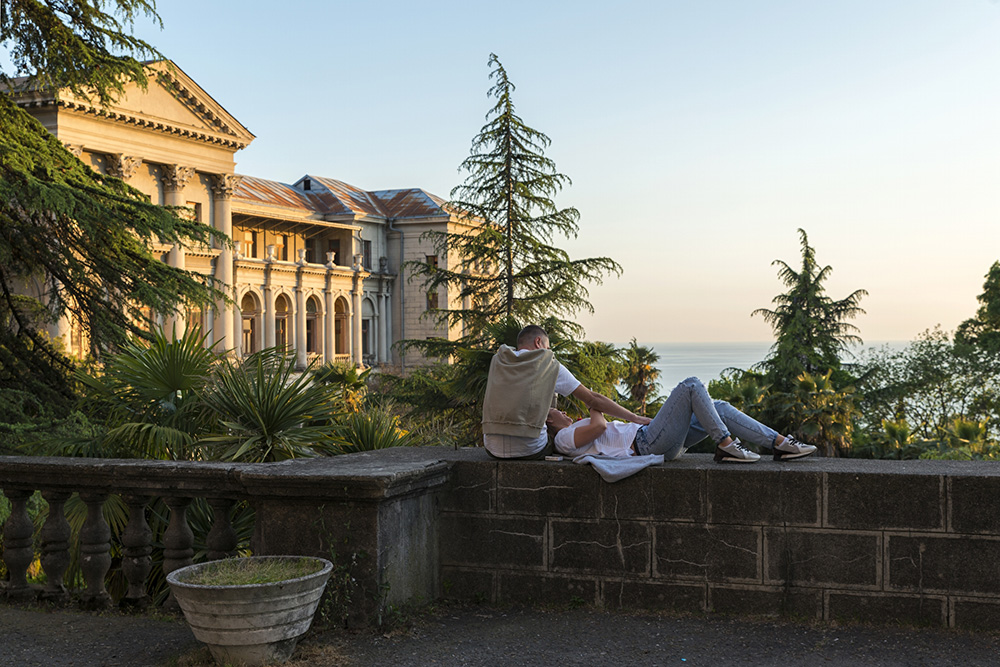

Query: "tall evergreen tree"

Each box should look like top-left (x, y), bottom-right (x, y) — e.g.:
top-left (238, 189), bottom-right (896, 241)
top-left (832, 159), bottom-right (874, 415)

top-left (752, 229), bottom-right (867, 391)
top-left (956, 261), bottom-right (1000, 352)
top-left (404, 53), bottom-right (620, 356)
top-left (0, 1), bottom-right (226, 412)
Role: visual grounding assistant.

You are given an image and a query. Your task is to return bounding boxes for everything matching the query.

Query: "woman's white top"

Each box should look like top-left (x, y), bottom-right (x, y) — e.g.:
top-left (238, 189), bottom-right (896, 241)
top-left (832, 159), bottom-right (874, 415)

top-left (554, 418), bottom-right (642, 458)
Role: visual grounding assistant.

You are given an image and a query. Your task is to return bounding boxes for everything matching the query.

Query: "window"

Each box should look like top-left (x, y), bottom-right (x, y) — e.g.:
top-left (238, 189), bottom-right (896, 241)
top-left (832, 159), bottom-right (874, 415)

top-left (243, 230), bottom-right (256, 258)
top-left (305, 238), bottom-right (316, 263)
top-left (426, 291), bottom-right (439, 310)
top-left (426, 255), bottom-right (438, 269)
top-left (306, 297), bottom-right (319, 354)
top-left (275, 295), bottom-right (289, 348)
top-left (185, 202), bottom-right (202, 222)
top-left (362, 319), bottom-right (371, 356)
top-left (241, 294), bottom-right (257, 355)
top-left (187, 307), bottom-right (204, 334)
top-left (275, 234), bottom-right (288, 262)
top-left (363, 240), bottom-right (372, 270)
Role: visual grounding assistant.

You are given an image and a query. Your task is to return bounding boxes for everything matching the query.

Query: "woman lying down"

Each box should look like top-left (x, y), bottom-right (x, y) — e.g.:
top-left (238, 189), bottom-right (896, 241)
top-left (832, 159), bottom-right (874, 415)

top-left (545, 376), bottom-right (817, 464)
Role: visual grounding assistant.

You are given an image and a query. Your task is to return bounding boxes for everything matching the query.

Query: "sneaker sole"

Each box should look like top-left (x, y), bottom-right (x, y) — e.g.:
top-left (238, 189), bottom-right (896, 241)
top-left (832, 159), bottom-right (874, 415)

top-left (714, 447), bottom-right (760, 463)
top-left (773, 450), bottom-right (816, 461)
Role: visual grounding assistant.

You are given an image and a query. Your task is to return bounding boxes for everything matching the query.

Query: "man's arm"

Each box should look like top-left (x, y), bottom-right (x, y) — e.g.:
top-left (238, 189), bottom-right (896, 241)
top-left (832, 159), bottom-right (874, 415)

top-left (571, 385), bottom-right (651, 425)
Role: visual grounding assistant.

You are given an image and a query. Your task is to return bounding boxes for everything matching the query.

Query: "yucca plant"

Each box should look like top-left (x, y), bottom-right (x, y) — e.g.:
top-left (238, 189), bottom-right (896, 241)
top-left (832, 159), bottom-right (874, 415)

top-left (200, 349), bottom-right (340, 461)
top-left (332, 407), bottom-right (419, 454)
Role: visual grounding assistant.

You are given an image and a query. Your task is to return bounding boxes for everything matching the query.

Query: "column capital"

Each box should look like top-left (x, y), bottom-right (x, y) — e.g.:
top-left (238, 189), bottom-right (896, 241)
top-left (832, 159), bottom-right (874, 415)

top-left (211, 173), bottom-right (243, 199)
top-left (107, 153), bottom-right (143, 180)
top-left (162, 164), bottom-right (196, 192)
top-left (63, 143), bottom-right (84, 158)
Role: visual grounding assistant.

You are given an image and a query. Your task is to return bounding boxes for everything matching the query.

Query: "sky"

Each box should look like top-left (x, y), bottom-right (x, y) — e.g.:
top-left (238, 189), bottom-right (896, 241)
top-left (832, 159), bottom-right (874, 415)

top-left (114, 1), bottom-right (1000, 343)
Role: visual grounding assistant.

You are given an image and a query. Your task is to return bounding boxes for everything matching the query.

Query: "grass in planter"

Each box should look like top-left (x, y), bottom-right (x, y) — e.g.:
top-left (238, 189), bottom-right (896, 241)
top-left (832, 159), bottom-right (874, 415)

top-left (181, 558), bottom-right (323, 586)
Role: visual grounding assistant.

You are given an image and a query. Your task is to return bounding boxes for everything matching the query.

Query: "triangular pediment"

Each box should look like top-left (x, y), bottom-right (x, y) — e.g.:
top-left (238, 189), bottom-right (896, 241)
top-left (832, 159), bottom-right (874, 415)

top-left (57, 60), bottom-right (255, 149)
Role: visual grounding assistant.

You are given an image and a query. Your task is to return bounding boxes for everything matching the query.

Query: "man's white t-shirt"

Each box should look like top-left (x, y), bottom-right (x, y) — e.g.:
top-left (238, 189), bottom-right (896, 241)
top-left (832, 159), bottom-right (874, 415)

top-left (553, 419), bottom-right (642, 458)
top-left (483, 348), bottom-right (581, 458)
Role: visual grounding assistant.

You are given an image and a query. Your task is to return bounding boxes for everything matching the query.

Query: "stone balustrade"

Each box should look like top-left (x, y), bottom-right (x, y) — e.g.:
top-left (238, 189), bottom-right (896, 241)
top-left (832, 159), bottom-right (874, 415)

top-left (5, 449), bottom-right (1000, 631)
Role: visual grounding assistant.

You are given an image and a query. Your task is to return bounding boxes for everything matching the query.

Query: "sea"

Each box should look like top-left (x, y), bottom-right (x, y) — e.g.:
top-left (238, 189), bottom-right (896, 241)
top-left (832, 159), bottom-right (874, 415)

top-left (641, 341), bottom-right (907, 394)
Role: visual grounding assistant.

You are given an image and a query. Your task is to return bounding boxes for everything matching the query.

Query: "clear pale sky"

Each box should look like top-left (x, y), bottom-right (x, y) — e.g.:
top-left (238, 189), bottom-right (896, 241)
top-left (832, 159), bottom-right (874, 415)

top-left (122, 1), bottom-right (1000, 343)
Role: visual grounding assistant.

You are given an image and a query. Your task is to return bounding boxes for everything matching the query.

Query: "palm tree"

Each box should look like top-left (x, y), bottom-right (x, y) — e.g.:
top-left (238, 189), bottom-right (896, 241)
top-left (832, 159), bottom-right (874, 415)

top-left (622, 339), bottom-right (661, 416)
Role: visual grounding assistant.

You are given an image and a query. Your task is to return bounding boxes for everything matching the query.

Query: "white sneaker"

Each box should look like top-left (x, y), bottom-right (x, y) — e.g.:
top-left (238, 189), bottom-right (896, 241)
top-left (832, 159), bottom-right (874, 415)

top-left (714, 439), bottom-right (760, 463)
top-left (773, 435), bottom-right (818, 461)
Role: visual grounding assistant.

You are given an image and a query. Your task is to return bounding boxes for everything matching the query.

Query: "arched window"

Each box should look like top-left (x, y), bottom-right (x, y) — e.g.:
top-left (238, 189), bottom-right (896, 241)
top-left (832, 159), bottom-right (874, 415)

top-left (275, 294), bottom-right (290, 349)
top-left (306, 297), bottom-right (320, 355)
top-left (241, 294), bottom-right (258, 355)
top-left (334, 297), bottom-right (349, 357)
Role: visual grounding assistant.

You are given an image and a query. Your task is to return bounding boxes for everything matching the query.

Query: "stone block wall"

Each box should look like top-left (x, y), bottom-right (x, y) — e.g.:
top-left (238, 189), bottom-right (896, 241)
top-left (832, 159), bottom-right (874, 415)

top-left (437, 451), bottom-right (1000, 630)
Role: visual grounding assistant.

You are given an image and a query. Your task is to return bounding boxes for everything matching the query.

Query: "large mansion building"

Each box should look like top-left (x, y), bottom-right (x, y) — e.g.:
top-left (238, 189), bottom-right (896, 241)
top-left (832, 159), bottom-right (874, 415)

top-left (14, 61), bottom-right (468, 370)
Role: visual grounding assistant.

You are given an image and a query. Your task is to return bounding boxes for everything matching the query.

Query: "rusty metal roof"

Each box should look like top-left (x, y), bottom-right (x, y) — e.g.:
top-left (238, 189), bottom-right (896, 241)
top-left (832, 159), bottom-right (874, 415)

top-left (234, 174), bottom-right (451, 220)
top-left (234, 175), bottom-right (325, 212)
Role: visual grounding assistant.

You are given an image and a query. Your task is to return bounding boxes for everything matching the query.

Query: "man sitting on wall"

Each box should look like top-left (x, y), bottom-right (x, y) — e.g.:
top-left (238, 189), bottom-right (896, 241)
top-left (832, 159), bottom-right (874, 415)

top-left (481, 324), bottom-right (650, 459)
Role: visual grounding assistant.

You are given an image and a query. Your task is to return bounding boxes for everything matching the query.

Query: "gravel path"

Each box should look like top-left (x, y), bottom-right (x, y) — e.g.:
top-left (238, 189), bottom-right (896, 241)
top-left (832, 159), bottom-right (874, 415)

top-left (3, 602), bottom-right (1000, 666)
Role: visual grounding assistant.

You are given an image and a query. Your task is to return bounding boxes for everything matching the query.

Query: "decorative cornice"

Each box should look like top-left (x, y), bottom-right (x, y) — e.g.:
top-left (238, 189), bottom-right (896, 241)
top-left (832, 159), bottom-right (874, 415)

top-left (162, 164), bottom-right (196, 192)
top-left (106, 153), bottom-right (143, 181)
top-left (211, 173), bottom-right (243, 199)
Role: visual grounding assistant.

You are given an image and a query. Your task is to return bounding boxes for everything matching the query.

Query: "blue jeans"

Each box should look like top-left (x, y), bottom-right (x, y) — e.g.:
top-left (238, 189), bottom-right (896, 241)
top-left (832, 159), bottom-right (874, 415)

top-left (633, 377), bottom-right (779, 460)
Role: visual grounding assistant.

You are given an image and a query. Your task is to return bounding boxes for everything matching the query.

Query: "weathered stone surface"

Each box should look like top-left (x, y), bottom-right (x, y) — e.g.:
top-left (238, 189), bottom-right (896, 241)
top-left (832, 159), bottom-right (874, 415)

top-left (440, 567), bottom-right (495, 603)
top-left (439, 460), bottom-right (495, 514)
top-left (498, 573), bottom-right (598, 606)
top-left (602, 580), bottom-right (705, 613)
top-left (708, 469), bottom-right (821, 526)
top-left (653, 524), bottom-right (760, 582)
top-left (440, 515), bottom-right (546, 569)
top-left (887, 534), bottom-right (1000, 595)
top-left (952, 598), bottom-right (1000, 631)
top-left (949, 476), bottom-right (1000, 534)
top-left (497, 463), bottom-right (600, 518)
top-left (549, 520), bottom-right (650, 575)
top-left (600, 471), bottom-right (654, 520)
top-left (708, 585), bottom-right (822, 620)
top-left (826, 472), bottom-right (943, 531)
top-left (828, 592), bottom-right (946, 627)
top-left (765, 528), bottom-right (879, 588)
top-left (649, 469), bottom-right (706, 523)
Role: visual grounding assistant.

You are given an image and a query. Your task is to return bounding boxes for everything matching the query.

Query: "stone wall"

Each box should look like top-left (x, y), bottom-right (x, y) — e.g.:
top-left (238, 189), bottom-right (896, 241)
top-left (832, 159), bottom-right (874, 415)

top-left (436, 450), bottom-right (1000, 631)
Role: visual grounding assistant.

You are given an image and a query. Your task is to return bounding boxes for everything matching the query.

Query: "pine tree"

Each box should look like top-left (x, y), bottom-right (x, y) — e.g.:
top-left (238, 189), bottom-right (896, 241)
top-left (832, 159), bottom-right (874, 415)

top-left (0, 1), bottom-right (226, 412)
top-left (753, 229), bottom-right (867, 391)
top-left (405, 53), bottom-right (620, 355)
top-left (956, 261), bottom-right (1000, 352)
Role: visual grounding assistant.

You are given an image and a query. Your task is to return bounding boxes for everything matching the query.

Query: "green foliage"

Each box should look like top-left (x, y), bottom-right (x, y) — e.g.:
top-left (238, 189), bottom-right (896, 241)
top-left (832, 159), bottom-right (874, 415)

top-left (332, 407), bottom-right (419, 454)
top-left (621, 339), bottom-right (661, 416)
top-left (1, 2), bottom-right (227, 419)
top-left (402, 53), bottom-right (620, 358)
top-left (956, 261), bottom-right (1000, 353)
top-left (1, 0), bottom-right (163, 106)
top-left (311, 361), bottom-right (371, 413)
top-left (753, 229), bottom-right (866, 391)
top-left (200, 349), bottom-right (340, 462)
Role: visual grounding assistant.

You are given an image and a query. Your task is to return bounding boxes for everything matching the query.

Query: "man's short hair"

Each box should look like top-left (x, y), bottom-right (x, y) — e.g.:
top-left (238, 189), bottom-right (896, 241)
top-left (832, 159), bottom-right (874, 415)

top-left (516, 325), bottom-right (548, 349)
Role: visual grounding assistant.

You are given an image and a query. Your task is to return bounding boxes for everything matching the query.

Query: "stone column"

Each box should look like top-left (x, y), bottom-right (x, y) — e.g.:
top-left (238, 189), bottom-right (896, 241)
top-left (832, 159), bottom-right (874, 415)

top-left (263, 281), bottom-right (275, 349)
top-left (2, 489), bottom-right (35, 601)
top-left (352, 276), bottom-right (363, 367)
top-left (79, 492), bottom-right (112, 610)
top-left (163, 496), bottom-right (194, 610)
top-left (162, 165), bottom-right (196, 339)
top-left (378, 292), bottom-right (388, 363)
top-left (212, 174), bottom-right (242, 353)
top-left (324, 257), bottom-right (336, 363)
top-left (120, 494), bottom-right (153, 609)
top-left (39, 490), bottom-right (72, 603)
top-left (295, 286), bottom-right (307, 369)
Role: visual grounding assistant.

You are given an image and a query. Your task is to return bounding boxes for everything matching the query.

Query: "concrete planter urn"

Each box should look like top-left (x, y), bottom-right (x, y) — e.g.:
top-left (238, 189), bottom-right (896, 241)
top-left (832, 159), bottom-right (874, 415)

top-left (166, 556), bottom-right (334, 666)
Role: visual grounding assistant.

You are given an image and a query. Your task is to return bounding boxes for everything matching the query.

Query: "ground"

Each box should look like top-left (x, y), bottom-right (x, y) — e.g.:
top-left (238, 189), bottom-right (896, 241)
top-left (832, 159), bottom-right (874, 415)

top-left (2, 600), bottom-right (999, 666)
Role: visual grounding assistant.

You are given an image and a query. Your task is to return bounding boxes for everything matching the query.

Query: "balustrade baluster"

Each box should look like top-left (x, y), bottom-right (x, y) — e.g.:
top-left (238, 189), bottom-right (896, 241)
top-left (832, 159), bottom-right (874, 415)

top-left (78, 492), bottom-right (112, 610)
top-left (163, 496), bottom-right (194, 609)
top-left (120, 494), bottom-right (152, 609)
top-left (2, 489), bottom-right (36, 601)
top-left (39, 490), bottom-right (72, 603)
top-left (206, 497), bottom-right (238, 560)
